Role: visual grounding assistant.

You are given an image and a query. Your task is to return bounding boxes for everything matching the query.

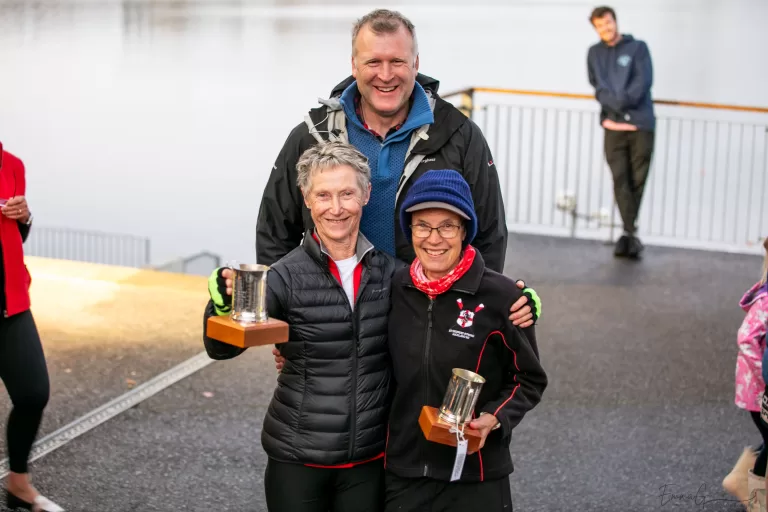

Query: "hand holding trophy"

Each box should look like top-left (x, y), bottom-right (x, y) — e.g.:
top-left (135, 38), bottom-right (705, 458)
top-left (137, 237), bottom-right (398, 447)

top-left (419, 368), bottom-right (486, 481)
top-left (206, 262), bottom-right (289, 348)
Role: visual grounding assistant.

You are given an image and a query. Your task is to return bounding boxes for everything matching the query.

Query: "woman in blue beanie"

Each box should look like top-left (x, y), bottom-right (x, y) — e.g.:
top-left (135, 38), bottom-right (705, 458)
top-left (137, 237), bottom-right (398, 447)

top-left (383, 169), bottom-right (548, 511)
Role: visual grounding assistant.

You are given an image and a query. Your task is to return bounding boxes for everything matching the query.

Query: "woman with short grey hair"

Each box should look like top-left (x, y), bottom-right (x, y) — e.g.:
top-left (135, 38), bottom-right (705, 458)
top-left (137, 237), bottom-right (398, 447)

top-left (296, 138), bottom-right (372, 195)
top-left (204, 140), bottom-right (396, 512)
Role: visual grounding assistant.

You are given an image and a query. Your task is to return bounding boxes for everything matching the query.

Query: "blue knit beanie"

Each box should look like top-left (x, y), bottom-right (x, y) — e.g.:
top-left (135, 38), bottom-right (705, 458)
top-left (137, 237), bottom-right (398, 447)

top-left (400, 169), bottom-right (477, 246)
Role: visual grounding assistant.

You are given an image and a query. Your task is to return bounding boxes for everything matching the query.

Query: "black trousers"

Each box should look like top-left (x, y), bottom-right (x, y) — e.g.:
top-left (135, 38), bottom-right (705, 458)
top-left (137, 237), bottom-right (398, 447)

top-left (264, 457), bottom-right (384, 512)
top-left (751, 411), bottom-right (768, 477)
top-left (604, 129), bottom-right (656, 234)
top-left (0, 310), bottom-right (50, 473)
top-left (384, 471), bottom-right (513, 512)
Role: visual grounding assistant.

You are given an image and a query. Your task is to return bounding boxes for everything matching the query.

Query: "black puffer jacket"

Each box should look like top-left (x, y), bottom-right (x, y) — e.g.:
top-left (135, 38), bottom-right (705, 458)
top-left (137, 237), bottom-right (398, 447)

top-left (203, 232), bottom-right (396, 466)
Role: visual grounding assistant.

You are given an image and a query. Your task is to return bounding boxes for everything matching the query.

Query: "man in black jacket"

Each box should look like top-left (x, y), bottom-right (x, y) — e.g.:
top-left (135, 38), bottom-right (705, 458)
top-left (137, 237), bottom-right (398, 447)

top-left (588, 6), bottom-right (655, 259)
top-left (257, 9), bottom-right (509, 273)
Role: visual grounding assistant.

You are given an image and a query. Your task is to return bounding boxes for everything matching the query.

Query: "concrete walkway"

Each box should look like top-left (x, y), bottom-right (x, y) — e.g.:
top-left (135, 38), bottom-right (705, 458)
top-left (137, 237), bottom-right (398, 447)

top-left (0, 234), bottom-right (762, 511)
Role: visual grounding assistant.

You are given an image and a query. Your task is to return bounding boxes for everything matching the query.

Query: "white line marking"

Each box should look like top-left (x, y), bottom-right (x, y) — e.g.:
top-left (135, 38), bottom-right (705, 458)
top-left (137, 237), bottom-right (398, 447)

top-left (0, 351), bottom-right (214, 479)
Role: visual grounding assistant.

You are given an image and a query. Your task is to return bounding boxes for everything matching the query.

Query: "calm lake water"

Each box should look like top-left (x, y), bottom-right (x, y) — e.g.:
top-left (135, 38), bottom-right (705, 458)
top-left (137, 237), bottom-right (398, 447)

top-left (0, 0), bottom-right (766, 266)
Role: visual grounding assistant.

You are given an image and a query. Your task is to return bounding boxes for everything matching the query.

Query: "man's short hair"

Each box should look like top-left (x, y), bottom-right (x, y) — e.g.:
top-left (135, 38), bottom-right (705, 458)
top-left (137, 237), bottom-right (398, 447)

top-left (351, 9), bottom-right (418, 57)
top-left (589, 6), bottom-right (616, 24)
top-left (296, 141), bottom-right (371, 195)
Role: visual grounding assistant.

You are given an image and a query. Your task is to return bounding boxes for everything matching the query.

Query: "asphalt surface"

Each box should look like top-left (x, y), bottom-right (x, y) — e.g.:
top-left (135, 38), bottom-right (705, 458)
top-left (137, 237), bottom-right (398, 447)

top-left (1, 232), bottom-right (763, 512)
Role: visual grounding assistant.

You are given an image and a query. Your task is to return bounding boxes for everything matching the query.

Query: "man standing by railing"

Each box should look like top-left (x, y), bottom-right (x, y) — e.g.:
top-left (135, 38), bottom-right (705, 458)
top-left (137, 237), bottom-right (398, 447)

top-left (587, 6), bottom-right (655, 259)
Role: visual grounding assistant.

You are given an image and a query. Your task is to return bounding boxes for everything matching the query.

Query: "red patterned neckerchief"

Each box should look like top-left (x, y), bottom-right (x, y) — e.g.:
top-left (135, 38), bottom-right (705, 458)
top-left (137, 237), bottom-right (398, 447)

top-left (410, 245), bottom-right (477, 299)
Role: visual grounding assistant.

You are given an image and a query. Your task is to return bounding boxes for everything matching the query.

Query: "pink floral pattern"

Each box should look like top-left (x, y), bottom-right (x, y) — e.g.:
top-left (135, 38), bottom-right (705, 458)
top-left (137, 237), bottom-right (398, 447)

top-left (735, 281), bottom-right (768, 411)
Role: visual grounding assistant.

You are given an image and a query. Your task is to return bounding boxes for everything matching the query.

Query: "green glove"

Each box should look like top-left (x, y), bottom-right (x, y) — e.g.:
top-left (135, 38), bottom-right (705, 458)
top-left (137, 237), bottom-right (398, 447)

top-left (522, 287), bottom-right (541, 324)
top-left (208, 267), bottom-right (232, 316)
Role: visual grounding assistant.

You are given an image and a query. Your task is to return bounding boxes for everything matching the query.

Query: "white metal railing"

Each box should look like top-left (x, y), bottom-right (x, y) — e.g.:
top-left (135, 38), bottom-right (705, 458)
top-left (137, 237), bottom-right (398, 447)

top-left (444, 88), bottom-right (768, 254)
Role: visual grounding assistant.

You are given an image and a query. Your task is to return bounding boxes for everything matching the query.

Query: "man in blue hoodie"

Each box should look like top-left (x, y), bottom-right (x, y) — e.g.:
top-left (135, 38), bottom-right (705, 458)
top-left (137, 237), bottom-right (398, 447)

top-left (587, 6), bottom-right (655, 259)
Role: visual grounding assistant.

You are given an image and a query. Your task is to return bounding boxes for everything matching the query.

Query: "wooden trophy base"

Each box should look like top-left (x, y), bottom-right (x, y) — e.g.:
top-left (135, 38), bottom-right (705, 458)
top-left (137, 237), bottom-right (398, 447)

top-left (206, 315), bottom-right (289, 348)
top-left (419, 406), bottom-right (482, 453)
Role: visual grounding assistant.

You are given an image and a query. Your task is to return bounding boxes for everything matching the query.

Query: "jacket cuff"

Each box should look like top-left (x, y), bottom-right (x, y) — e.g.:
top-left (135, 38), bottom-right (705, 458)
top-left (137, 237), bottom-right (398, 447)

top-left (479, 405), bottom-right (511, 439)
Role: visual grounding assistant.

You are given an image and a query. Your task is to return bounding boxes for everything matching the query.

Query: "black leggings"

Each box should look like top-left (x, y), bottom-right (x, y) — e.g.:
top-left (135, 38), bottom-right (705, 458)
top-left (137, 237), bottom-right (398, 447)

top-left (751, 411), bottom-right (768, 477)
top-left (384, 471), bottom-right (513, 512)
top-left (0, 310), bottom-right (50, 474)
top-left (264, 457), bottom-right (384, 512)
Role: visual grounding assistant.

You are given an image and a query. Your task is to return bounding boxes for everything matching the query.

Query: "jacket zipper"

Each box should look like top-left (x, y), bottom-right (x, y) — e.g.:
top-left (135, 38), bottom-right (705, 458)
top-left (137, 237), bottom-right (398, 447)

top-left (349, 304), bottom-right (359, 461)
top-left (319, 261), bottom-right (360, 461)
top-left (421, 298), bottom-right (435, 477)
top-left (347, 263), bottom-right (369, 461)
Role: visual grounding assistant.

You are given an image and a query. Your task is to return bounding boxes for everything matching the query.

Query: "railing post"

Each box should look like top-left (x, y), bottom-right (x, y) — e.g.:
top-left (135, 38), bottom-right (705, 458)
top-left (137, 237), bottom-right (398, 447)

top-left (144, 239), bottom-right (151, 268)
top-left (570, 210), bottom-right (578, 238)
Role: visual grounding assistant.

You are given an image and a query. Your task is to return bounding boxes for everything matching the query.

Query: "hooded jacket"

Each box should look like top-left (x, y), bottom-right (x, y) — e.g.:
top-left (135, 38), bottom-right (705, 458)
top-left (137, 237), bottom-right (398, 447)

top-left (735, 279), bottom-right (768, 412)
top-left (203, 231), bottom-right (396, 466)
top-left (0, 148), bottom-right (32, 318)
top-left (587, 34), bottom-right (656, 132)
top-left (255, 73), bottom-right (508, 273)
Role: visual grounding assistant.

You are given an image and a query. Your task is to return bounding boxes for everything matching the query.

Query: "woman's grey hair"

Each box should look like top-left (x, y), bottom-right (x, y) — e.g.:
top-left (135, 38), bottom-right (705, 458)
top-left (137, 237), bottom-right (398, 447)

top-left (296, 141), bottom-right (371, 195)
top-left (352, 9), bottom-right (418, 57)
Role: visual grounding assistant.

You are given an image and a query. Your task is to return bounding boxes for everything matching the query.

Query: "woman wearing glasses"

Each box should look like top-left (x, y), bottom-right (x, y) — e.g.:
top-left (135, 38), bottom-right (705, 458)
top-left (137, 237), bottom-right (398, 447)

top-left (383, 170), bottom-right (548, 511)
top-left (0, 144), bottom-right (63, 511)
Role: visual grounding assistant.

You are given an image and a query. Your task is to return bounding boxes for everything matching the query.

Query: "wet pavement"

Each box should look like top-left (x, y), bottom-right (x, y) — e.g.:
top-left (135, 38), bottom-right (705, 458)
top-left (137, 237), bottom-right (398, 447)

top-left (0, 257), bottom-right (209, 462)
top-left (1, 233), bottom-right (762, 511)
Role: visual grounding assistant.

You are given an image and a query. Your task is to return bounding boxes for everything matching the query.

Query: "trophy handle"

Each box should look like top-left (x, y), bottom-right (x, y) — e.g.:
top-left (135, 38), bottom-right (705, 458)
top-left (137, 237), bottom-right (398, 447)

top-left (223, 260), bottom-right (238, 312)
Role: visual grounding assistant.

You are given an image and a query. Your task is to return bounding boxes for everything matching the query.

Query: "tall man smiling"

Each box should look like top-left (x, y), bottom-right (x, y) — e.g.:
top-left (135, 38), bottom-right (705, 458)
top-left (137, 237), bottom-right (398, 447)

top-left (255, 8), bottom-right (541, 325)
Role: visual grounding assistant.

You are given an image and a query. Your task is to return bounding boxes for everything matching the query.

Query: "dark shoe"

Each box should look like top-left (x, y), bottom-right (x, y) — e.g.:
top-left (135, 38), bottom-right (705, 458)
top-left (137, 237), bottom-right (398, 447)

top-left (614, 235), bottom-right (630, 257)
top-left (627, 235), bottom-right (644, 260)
top-left (6, 489), bottom-right (65, 511)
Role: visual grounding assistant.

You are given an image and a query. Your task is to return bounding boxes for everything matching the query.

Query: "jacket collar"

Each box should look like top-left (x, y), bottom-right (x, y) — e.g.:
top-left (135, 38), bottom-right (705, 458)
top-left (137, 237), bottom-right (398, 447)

top-left (303, 229), bottom-right (375, 265)
top-left (740, 280), bottom-right (768, 311)
top-left (339, 81), bottom-right (435, 143)
top-left (398, 247), bottom-right (486, 295)
top-left (308, 73), bottom-right (466, 154)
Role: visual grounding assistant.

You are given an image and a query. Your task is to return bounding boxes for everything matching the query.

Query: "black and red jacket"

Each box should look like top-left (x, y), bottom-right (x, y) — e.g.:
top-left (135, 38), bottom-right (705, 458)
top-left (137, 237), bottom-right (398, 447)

top-left (384, 250), bottom-right (548, 482)
top-left (0, 147), bottom-right (32, 318)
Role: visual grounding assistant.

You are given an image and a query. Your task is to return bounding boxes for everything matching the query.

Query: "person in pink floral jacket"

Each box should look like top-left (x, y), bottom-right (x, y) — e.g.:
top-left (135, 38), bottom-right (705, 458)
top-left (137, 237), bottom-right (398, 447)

top-left (724, 237), bottom-right (768, 510)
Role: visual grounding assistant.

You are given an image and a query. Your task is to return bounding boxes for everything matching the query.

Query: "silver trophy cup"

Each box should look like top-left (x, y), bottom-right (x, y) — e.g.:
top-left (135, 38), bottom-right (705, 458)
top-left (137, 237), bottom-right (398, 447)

top-left (229, 263), bottom-right (270, 324)
top-left (438, 368), bottom-right (486, 426)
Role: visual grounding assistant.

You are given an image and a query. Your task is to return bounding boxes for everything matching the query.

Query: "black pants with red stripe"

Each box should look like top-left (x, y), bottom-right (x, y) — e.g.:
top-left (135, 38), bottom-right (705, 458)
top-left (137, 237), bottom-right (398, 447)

top-left (384, 471), bottom-right (513, 512)
top-left (264, 457), bottom-right (384, 512)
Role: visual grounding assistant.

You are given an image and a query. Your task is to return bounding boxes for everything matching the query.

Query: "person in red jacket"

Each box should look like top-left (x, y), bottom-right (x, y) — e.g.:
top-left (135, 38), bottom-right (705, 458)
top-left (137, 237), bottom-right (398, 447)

top-left (0, 144), bottom-right (64, 512)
